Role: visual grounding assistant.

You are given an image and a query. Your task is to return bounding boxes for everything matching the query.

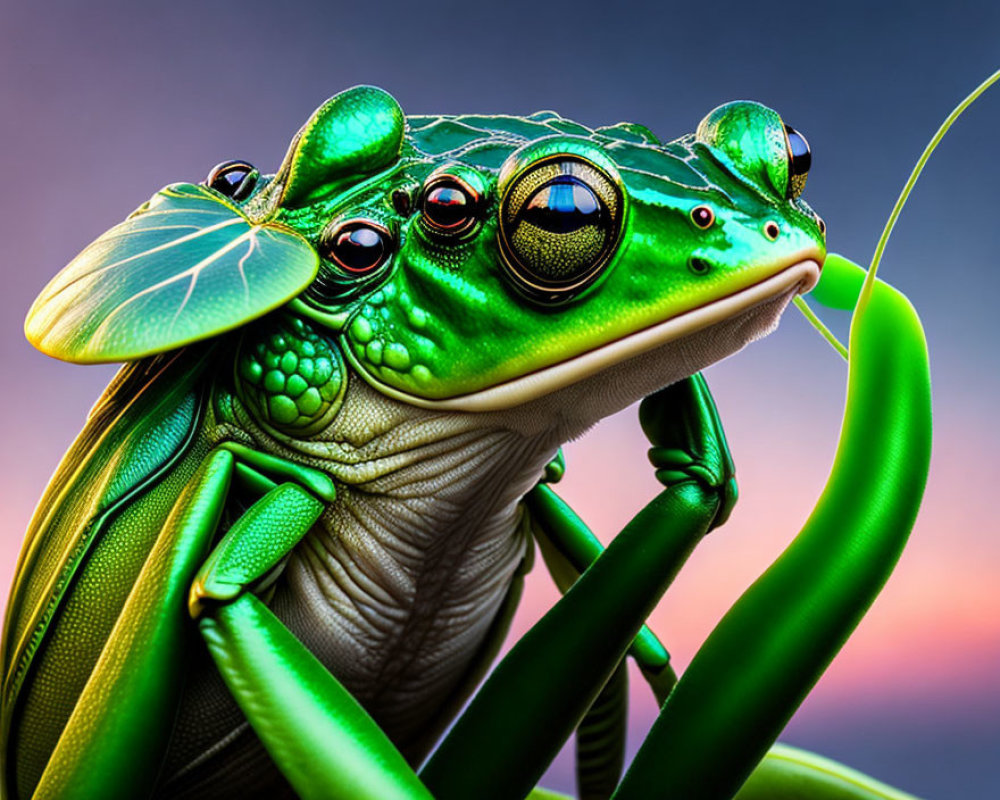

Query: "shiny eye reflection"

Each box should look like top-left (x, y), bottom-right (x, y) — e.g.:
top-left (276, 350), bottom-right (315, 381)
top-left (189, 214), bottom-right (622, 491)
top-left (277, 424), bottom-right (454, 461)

top-left (784, 124), bottom-right (811, 198)
top-left (497, 154), bottom-right (623, 303)
top-left (206, 160), bottom-right (257, 200)
top-left (690, 205), bottom-right (715, 229)
top-left (785, 126), bottom-right (811, 172)
top-left (320, 221), bottom-right (392, 274)
top-left (421, 176), bottom-right (481, 236)
top-left (523, 176), bottom-right (602, 233)
top-left (424, 185), bottom-right (471, 228)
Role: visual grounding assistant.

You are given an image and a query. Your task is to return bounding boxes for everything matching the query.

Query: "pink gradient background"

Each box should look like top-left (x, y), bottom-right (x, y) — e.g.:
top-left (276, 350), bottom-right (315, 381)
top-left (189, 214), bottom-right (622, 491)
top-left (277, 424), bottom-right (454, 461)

top-left (2, 1), bottom-right (999, 796)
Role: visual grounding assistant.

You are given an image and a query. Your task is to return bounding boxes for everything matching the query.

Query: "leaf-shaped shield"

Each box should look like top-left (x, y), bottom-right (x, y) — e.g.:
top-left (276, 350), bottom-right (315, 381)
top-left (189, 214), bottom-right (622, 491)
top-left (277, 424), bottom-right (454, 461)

top-left (25, 183), bottom-right (320, 363)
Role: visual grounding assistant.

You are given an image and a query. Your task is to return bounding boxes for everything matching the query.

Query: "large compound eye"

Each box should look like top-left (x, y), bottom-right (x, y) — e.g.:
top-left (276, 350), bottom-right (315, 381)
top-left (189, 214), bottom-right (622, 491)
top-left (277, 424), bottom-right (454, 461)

top-left (206, 160), bottom-right (257, 201)
top-left (421, 175), bottom-right (481, 236)
top-left (319, 219), bottom-right (393, 275)
top-left (784, 125), bottom-right (811, 198)
top-left (498, 156), bottom-right (623, 303)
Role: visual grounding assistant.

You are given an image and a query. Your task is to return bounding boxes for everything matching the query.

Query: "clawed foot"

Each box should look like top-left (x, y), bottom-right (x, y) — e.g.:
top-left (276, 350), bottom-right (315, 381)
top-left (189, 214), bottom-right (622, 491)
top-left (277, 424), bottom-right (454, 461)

top-left (639, 373), bottom-right (737, 529)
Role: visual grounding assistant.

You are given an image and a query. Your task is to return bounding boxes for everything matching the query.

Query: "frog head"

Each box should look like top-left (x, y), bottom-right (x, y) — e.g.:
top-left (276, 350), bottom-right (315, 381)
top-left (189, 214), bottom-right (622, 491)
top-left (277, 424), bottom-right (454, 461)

top-left (263, 87), bottom-right (824, 421)
top-left (25, 86), bottom-right (824, 429)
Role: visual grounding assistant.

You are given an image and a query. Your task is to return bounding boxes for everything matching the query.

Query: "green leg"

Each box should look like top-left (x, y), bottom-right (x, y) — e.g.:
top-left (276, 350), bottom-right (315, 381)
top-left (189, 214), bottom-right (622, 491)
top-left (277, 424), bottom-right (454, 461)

top-left (420, 373), bottom-right (736, 800)
top-left (737, 744), bottom-right (922, 800)
top-left (31, 448), bottom-right (235, 800)
top-left (199, 594), bottom-right (433, 800)
top-left (192, 482), bottom-right (433, 800)
top-left (28, 442), bottom-right (337, 800)
top-left (188, 481), bottom-right (328, 616)
top-left (611, 256), bottom-right (932, 799)
top-left (574, 660), bottom-right (628, 800)
top-left (531, 479), bottom-right (679, 799)
top-left (531, 486), bottom-right (677, 702)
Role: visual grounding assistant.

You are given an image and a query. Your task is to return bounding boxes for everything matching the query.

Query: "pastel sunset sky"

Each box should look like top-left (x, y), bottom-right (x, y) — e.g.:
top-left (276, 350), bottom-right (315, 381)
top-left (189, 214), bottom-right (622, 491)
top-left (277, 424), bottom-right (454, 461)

top-left (1, 2), bottom-right (998, 797)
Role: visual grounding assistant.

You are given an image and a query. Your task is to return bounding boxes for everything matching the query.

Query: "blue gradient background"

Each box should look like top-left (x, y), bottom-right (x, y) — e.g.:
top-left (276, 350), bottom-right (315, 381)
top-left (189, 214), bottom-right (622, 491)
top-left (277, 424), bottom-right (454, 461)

top-left (2, 1), bottom-right (999, 797)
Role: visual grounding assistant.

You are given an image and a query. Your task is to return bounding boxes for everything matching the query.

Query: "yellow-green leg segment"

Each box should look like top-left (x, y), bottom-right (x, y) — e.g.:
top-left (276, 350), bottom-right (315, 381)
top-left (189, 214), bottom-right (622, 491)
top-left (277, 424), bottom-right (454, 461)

top-left (30, 448), bottom-right (235, 800)
top-left (735, 744), bottom-right (922, 800)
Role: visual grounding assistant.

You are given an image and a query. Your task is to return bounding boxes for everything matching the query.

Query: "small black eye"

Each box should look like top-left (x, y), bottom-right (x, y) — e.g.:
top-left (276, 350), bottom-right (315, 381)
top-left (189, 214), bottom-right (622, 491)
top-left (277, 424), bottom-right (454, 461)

top-left (764, 221), bottom-right (780, 240)
top-left (320, 220), bottom-right (393, 274)
top-left (421, 176), bottom-right (481, 235)
top-left (206, 160), bottom-right (257, 200)
top-left (817, 217), bottom-right (826, 235)
top-left (689, 257), bottom-right (711, 275)
top-left (784, 124), bottom-right (811, 198)
top-left (785, 126), bottom-right (811, 173)
top-left (690, 205), bottom-right (715, 229)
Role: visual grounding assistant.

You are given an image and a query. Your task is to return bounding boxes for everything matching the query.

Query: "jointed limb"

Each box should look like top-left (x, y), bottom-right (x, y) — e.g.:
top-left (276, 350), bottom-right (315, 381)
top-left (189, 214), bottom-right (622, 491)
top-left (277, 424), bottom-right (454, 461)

top-left (187, 451), bottom-right (433, 800)
top-left (199, 594), bottom-right (433, 800)
top-left (421, 373), bottom-right (736, 800)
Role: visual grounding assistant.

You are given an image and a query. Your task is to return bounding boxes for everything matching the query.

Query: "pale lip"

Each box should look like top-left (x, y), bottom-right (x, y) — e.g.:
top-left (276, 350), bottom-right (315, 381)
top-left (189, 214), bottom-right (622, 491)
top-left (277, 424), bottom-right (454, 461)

top-left (796, 253), bottom-right (823, 294)
top-left (361, 257), bottom-right (823, 413)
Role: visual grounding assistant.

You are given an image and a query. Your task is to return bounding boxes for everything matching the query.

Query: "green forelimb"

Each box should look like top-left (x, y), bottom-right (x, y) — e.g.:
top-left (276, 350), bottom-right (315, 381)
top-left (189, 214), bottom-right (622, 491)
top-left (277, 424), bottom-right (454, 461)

top-left (192, 475), bottom-right (432, 800)
top-left (531, 486), bottom-right (673, 800)
top-left (420, 374), bottom-right (735, 800)
top-left (199, 594), bottom-right (434, 800)
top-left (531, 487), bottom-right (676, 702)
top-left (29, 442), bottom-right (343, 800)
top-left (188, 483), bottom-right (326, 617)
top-left (612, 255), bottom-right (932, 799)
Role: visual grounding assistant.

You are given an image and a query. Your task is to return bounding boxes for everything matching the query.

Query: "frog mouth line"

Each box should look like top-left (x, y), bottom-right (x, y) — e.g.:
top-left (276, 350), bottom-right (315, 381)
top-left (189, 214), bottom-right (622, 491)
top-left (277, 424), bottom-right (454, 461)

top-left (364, 258), bottom-right (822, 413)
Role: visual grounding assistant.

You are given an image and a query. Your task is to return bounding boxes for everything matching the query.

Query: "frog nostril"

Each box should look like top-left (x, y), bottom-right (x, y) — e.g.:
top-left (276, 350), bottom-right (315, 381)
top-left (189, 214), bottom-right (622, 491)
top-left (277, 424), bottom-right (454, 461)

top-left (763, 221), bottom-right (780, 241)
top-left (688, 257), bottom-right (711, 275)
top-left (392, 188), bottom-right (413, 217)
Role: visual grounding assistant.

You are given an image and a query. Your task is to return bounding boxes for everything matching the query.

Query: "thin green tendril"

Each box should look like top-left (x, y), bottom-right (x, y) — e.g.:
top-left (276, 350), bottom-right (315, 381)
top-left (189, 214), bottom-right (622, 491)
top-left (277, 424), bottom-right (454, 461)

top-left (793, 296), bottom-right (848, 359)
top-left (798, 68), bottom-right (1000, 353)
top-left (864, 68), bottom-right (1000, 292)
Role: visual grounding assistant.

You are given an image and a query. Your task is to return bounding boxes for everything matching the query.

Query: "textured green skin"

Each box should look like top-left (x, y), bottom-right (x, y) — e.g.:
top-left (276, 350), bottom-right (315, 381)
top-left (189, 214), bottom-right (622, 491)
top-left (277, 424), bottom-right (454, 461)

top-left (236, 314), bottom-right (346, 434)
top-left (276, 104), bottom-right (824, 402)
top-left (1, 84), bottom-right (930, 800)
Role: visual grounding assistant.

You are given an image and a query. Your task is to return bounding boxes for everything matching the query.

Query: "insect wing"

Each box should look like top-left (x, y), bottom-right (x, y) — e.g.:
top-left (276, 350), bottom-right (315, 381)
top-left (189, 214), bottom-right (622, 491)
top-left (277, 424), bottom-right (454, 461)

top-left (25, 183), bottom-right (319, 363)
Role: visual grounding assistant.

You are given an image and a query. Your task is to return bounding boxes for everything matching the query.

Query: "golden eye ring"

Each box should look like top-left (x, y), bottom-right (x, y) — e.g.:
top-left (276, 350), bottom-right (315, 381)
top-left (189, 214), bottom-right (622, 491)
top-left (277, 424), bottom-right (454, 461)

top-left (497, 153), bottom-right (624, 304)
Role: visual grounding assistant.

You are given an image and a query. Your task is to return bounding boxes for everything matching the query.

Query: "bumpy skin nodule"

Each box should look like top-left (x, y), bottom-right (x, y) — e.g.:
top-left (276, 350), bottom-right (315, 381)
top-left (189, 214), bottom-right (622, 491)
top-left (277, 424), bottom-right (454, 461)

top-left (236, 315), bottom-right (346, 436)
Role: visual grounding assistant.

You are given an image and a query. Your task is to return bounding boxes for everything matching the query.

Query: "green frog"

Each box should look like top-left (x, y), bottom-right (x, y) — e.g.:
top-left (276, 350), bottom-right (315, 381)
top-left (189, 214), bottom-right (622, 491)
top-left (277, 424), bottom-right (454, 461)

top-left (3, 86), bottom-right (928, 800)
